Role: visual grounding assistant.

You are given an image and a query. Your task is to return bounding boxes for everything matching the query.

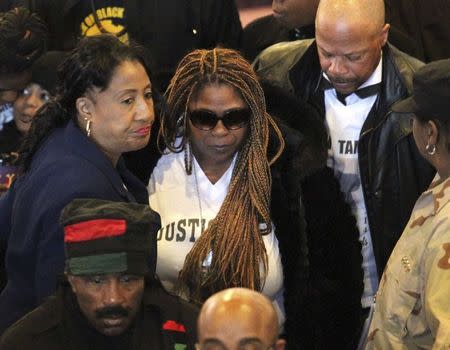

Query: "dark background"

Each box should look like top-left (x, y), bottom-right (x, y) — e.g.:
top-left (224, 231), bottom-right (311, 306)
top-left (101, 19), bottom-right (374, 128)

top-left (236, 0), bottom-right (271, 8)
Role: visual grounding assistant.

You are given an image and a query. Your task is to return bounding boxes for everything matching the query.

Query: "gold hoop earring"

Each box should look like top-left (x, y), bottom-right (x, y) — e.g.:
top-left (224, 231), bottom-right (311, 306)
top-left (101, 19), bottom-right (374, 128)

top-left (85, 118), bottom-right (92, 137)
top-left (425, 143), bottom-right (436, 155)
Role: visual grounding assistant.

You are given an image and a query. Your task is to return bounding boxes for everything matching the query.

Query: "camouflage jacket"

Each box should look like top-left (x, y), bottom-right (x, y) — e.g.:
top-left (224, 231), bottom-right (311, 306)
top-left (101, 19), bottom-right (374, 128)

top-left (366, 174), bottom-right (450, 349)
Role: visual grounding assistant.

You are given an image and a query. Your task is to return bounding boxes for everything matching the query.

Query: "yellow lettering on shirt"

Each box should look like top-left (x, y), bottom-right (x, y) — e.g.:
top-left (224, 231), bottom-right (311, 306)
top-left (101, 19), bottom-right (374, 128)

top-left (80, 7), bottom-right (127, 43)
top-left (85, 14), bottom-right (95, 27)
top-left (81, 22), bottom-right (88, 34)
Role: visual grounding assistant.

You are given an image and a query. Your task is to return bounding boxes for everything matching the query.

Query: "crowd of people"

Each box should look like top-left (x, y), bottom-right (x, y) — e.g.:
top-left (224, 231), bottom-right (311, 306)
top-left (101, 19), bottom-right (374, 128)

top-left (0, 0), bottom-right (449, 349)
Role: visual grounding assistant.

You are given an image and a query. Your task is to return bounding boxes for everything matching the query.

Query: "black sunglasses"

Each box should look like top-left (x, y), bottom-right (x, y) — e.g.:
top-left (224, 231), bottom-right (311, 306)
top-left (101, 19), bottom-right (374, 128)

top-left (189, 108), bottom-right (251, 131)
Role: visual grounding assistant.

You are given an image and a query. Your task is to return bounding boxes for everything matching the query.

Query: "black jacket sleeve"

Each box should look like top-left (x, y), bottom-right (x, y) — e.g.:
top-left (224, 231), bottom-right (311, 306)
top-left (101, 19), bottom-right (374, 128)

top-left (301, 166), bottom-right (364, 350)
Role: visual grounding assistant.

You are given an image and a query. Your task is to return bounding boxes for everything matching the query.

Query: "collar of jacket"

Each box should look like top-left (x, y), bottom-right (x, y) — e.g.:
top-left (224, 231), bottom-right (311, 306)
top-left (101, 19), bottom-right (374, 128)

top-left (63, 119), bottom-right (141, 202)
top-left (24, 280), bottom-right (192, 340)
top-left (141, 283), bottom-right (194, 349)
top-left (288, 41), bottom-right (421, 136)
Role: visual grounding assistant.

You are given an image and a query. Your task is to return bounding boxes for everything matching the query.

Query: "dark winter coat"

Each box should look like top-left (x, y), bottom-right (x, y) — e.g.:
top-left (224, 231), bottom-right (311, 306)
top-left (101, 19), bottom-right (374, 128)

top-left (267, 85), bottom-right (363, 350)
top-left (0, 279), bottom-right (198, 350)
top-left (146, 100), bottom-right (363, 349)
top-left (0, 119), bottom-right (148, 334)
top-left (254, 39), bottom-right (436, 280)
top-left (0, 121), bottom-right (22, 155)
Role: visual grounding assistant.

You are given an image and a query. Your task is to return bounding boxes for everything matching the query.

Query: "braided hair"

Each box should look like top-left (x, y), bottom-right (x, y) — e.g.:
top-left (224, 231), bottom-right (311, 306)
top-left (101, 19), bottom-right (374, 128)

top-left (0, 7), bottom-right (47, 74)
top-left (18, 34), bottom-right (155, 173)
top-left (160, 48), bottom-right (285, 301)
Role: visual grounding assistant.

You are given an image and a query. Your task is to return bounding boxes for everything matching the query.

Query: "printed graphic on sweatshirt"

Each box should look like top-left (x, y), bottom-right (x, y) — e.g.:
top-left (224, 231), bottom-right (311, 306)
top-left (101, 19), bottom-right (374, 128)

top-left (328, 136), bottom-right (378, 307)
top-left (157, 218), bottom-right (210, 242)
top-left (80, 4), bottom-right (128, 44)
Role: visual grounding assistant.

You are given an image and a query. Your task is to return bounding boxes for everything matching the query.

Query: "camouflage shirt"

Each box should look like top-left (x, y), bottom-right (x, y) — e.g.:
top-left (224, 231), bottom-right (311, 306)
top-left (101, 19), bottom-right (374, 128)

top-left (366, 174), bottom-right (450, 349)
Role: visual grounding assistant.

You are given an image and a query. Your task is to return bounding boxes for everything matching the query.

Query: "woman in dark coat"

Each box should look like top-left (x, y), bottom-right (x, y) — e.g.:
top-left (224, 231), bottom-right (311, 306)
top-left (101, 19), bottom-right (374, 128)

top-left (0, 34), bottom-right (156, 333)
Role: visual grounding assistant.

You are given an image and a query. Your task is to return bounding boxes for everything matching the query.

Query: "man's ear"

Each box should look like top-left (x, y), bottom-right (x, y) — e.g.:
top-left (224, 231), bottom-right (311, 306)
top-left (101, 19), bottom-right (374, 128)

top-left (67, 274), bottom-right (77, 293)
top-left (380, 23), bottom-right (390, 46)
top-left (275, 339), bottom-right (286, 350)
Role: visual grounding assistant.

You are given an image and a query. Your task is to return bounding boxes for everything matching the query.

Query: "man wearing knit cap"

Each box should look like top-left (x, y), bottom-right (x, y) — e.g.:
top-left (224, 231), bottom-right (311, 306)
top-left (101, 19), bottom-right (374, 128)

top-left (0, 198), bottom-right (198, 349)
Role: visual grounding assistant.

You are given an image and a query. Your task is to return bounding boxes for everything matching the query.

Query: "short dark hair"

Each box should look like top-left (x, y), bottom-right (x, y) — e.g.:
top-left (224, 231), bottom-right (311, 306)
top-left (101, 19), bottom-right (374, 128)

top-left (56, 33), bottom-right (153, 118)
top-left (19, 34), bottom-right (155, 173)
top-left (0, 7), bottom-right (47, 74)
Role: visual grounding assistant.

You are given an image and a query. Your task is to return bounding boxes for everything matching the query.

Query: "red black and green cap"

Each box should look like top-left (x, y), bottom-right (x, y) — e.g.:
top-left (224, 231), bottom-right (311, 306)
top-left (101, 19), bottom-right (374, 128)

top-left (60, 199), bottom-right (161, 276)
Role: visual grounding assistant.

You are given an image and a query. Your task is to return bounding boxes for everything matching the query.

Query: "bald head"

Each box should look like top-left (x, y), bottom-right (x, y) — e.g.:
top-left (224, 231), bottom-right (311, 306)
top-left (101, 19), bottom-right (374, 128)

top-left (314, 0), bottom-right (389, 95)
top-left (198, 288), bottom-right (284, 350)
top-left (316, 0), bottom-right (385, 35)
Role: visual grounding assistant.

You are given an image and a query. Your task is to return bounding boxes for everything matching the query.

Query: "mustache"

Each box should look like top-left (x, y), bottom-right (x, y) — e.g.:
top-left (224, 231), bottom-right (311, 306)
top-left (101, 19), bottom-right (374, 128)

top-left (95, 305), bottom-right (129, 319)
top-left (328, 76), bottom-right (355, 84)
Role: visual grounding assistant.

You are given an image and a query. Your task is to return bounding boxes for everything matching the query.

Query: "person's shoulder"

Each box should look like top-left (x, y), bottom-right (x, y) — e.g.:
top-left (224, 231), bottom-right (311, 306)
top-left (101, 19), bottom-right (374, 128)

top-left (24, 151), bottom-right (104, 190)
top-left (244, 14), bottom-right (288, 38)
top-left (0, 296), bottom-right (59, 348)
top-left (144, 284), bottom-right (199, 317)
top-left (27, 124), bottom-right (110, 183)
top-left (253, 39), bottom-right (314, 89)
top-left (149, 149), bottom-right (185, 188)
top-left (389, 44), bottom-right (424, 69)
top-left (242, 15), bottom-right (291, 61)
top-left (387, 44), bottom-right (425, 89)
top-left (143, 284), bottom-right (199, 344)
top-left (245, 14), bottom-right (276, 31)
top-left (254, 38), bottom-right (314, 70)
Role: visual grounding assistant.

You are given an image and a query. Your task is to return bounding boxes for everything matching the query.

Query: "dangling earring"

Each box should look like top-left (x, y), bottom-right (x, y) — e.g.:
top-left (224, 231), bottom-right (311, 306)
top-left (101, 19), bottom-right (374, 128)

top-left (84, 118), bottom-right (92, 137)
top-left (184, 141), bottom-right (193, 175)
top-left (176, 112), bottom-right (186, 129)
top-left (425, 143), bottom-right (436, 155)
top-left (182, 111), bottom-right (193, 175)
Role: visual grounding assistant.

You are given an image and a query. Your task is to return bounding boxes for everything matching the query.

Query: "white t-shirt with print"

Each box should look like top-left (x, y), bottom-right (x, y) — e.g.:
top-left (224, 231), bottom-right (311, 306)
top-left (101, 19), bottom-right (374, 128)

top-left (148, 149), bottom-right (285, 326)
top-left (324, 60), bottom-right (382, 308)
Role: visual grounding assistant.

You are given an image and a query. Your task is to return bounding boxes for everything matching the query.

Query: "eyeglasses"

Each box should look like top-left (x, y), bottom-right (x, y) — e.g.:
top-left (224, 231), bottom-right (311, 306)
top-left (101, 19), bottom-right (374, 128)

top-left (188, 108), bottom-right (251, 131)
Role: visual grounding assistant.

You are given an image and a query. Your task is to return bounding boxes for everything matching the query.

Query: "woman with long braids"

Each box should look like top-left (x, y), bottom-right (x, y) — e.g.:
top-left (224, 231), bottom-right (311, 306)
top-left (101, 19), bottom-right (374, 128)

top-left (150, 48), bottom-right (364, 349)
top-left (149, 48), bottom-right (307, 348)
top-left (0, 34), bottom-right (155, 333)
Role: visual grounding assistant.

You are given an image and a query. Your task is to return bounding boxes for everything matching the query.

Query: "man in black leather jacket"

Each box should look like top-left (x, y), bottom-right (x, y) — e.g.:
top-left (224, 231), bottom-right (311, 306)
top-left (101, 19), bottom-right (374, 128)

top-left (255, 0), bottom-right (435, 333)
